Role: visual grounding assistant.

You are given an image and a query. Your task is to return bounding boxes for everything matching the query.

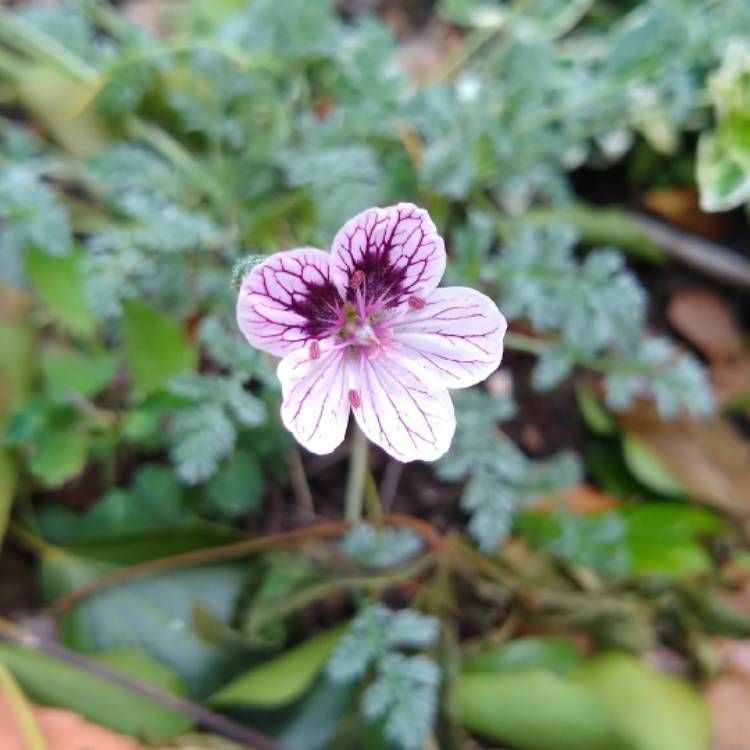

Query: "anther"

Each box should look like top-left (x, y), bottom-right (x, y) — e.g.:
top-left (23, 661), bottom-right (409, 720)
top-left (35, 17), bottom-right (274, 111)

top-left (348, 388), bottom-right (362, 408)
top-left (309, 340), bottom-right (321, 360)
top-left (350, 270), bottom-right (365, 290)
top-left (408, 296), bottom-right (426, 310)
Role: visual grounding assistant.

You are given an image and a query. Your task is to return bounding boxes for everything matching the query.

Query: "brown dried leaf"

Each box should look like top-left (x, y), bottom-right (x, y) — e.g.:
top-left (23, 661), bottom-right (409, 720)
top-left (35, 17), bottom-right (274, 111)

top-left (641, 187), bottom-right (731, 239)
top-left (667, 289), bottom-right (744, 361)
top-left (529, 482), bottom-right (619, 514)
top-left (711, 355), bottom-right (750, 410)
top-left (618, 401), bottom-right (750, 516)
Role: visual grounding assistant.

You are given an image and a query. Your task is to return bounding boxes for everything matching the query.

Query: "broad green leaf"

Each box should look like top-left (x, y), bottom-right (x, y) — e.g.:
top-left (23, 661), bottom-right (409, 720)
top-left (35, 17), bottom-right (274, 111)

top-left (457, 670), bottom-right (623, 750)
top-left (622, 435), bottom-right (685, 496)
top-left (571, 653), bottom-right (710, 750)
top-left (211, 624), bottom-right (347, 707)
top-left (0, 644), bottom-right (191, 739)
top-left (123, 300), bottom-right (196, 393)
top-left (41, 546), bottom-right (252, 697)
top-left (697, 131), bottom-right (750, 211)
top-left (29, 430), bottom-right (89, 487)
top-left (516, 502), bottom-right (722, 578)
top-left (41, 347), bottom-right (119, 400)
top-left (38, 465), bottom-right (191, 544)
top-left (204, 451), bottom-right (264, 519)
top-left (462, 637), bottom-right (584, 676)
top-left (26, 248), bottom-right (95, 336)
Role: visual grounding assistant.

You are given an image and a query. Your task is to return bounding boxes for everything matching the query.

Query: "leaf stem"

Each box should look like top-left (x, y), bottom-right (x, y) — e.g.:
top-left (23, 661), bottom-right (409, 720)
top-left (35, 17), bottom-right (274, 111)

top-left (503, 331), bottom-right (555, 355)
top-left (50, 514), bottom-right (446, 615)
top-left (345, 424), bottom-right (369, 523)
top-left (0, 618), bottom-right (283, 750)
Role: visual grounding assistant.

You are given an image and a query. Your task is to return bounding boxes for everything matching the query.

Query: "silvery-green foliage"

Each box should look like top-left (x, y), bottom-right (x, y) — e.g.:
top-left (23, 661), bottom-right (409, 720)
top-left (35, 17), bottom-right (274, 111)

top-left (604, 338), bottom-right (714, 418)
top-left (327, 604), bottom-right (440, 750)
top-left (484, 224), bottom-right (713, 415)
top-left (168, 373), bottom-right (266, 483)
top-left (276, 139), bottom-right (384, 239)
top-left (327, 604), bottom-right (439, 684)
top-left (169, 403), bottom-right (236, 485)
top-left (341, 524), bottom-right (423, 569)
top-left (495, 226), bottom-right (646, 355)
top-left (0, 165), bottom-right (72, 284)
top-left (362, 654), bottom-right (441, 750)
top-left (438, 390), bottom-right (581, 552)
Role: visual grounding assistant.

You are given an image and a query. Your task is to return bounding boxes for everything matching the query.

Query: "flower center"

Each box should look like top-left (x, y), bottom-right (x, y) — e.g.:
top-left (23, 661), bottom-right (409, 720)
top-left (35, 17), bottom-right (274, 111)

top-left (338, 302), bottom-right (391, 356)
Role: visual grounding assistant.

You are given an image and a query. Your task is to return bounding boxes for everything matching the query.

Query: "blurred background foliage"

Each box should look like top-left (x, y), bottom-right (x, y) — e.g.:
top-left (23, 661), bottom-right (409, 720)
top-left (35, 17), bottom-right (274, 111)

top-left (0, 0), bottom-right (750, 748)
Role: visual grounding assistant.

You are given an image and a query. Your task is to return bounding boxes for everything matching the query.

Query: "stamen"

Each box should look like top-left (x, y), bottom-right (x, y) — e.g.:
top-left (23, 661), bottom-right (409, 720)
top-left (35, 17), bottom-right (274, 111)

top-left (350, 270), bottom-right (365, 290)
top-left (309, 340), bottom-right (321, 360)
top-left (408, 296), bottom-right (426, 310)
top-left (343, 303), bottom-right (358, 324)
top-left (348, 388), bottom-right (362, 408)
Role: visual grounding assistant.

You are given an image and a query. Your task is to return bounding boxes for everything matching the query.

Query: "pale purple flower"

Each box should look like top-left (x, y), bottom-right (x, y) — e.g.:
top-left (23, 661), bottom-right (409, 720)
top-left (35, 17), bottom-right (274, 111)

top-left (236, 203), bottom-right (507, 462)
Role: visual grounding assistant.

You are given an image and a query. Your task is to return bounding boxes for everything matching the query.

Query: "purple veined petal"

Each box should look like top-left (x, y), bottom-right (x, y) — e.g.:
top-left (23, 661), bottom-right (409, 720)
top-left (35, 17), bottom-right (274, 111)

top-left (278, 339), bottom-right (352, 455)
top-left (330, 203), bottom-right (446, 309)
top-left (350, 350), bottom-right (455, 462)
top-left (391, 287), bottom-right (507, 389)
top-left (236, 248), bottom-right (343, 357)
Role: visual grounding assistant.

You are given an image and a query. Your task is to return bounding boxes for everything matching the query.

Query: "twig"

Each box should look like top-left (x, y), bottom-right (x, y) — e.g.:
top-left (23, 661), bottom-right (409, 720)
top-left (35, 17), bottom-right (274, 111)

top-left (288, 447), bottom-right (315, 515)
top-left (344, 425), bottom-right (369, 523)
top-left (628, 212), bottom-right (750, 290)
top-left (48, 515), bottom-right (445, 615)
top-left (379, 460), bottom-right (404, 512)
top-left (0, 619), bottom-right (282, 750)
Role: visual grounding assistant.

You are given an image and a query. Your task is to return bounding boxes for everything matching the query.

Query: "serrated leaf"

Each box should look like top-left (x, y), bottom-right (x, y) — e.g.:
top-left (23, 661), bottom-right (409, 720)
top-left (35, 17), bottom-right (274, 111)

top-left (29, 430), bottom-right (89, 487)
top-left (123, 301), bottom-right (196, 393)
top-left (41, 348), bottom-right (118, 400)
top-left (170, 404), bottom-right (236, 485)
top-left (362, 653), bottom-right (440, 750)
top-left (26, 248), bottom-right (95, 336)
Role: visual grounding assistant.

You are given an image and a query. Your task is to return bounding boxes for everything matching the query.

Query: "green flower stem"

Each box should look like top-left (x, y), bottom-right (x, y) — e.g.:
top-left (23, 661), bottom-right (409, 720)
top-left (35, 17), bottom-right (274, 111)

top-left (345, 423), bottom-right (369, 523)
top-left (504, 331), bottom-right (555, 355)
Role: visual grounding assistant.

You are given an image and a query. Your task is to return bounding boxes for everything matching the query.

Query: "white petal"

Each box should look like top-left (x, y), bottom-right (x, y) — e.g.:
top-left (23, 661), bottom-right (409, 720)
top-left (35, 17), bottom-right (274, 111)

top-left (278, 340), bottom-right (351, 455)
top-left (392, 287), bottom-right (507, 389)
top-left (330, 203), bottom-right (446, 308)
top-left (351, 351), bottom-right (455, 462)
top-left (237, 248), bottom-right (342, 357)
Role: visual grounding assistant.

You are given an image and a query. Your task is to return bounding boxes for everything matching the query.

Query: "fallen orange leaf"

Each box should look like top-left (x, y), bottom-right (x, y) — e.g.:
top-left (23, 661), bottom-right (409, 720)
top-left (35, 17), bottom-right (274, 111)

top-left (528, 482), bottom-right (619, 514)
top-left (667, 288), bottom-right (744, 362)
top-left (0, 690), bottom-right (205, 750)
top-left (707, 640), bottom-right (750, 750)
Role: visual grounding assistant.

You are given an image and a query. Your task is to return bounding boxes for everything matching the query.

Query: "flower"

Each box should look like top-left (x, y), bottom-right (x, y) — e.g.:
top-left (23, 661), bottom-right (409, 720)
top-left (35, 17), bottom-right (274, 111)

top-left (237, 203), bottom-right (507, 462)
